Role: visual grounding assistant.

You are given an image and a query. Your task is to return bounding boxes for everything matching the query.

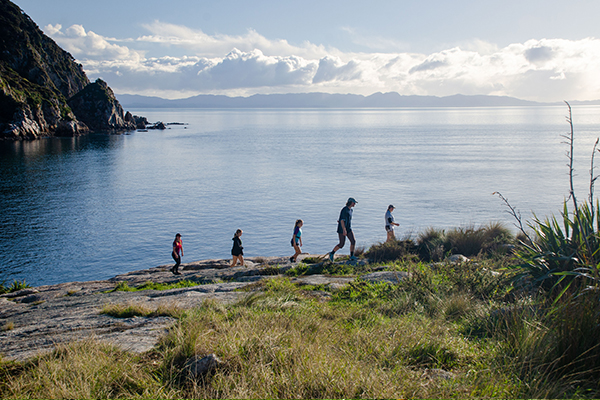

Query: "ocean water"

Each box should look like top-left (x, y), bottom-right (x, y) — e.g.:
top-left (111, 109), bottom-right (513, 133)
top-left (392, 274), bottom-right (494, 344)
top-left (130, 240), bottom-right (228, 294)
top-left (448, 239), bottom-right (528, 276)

top-left (2, 106), bottom-right (600, 287)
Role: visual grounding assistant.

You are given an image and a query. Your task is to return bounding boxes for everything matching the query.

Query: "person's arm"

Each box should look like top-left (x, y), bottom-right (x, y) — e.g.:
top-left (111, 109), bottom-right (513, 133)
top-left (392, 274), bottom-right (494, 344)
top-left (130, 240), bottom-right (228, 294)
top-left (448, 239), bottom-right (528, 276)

top-left (181, 241), bottom-right (184, 257)
top-left (340, 219), bottom-right (347, 236)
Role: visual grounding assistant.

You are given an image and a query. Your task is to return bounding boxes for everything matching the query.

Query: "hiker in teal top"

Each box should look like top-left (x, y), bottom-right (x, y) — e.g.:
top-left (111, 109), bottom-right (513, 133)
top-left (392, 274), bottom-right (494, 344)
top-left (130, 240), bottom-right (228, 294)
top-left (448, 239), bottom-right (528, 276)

top-left (329, 198), bottom-right (357, 261)
top-left (290, 219), bottom-right (303, 263)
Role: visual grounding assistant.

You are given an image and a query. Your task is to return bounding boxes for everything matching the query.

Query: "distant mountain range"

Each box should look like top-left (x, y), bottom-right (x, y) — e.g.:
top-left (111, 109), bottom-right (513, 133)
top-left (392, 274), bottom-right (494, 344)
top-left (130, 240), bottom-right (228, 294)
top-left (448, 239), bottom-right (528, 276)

top-left (117, 92), bottom-right (600, 109)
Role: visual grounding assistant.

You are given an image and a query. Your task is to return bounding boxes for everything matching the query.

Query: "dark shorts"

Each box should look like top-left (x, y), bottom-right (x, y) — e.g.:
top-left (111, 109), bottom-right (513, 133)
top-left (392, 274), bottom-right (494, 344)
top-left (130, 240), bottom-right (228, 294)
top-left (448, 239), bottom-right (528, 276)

top-left (385, 225), bottom-right (394, 232)
top-left (232, 249), bottom-right (243, 257)
top-left (337, 230), bottom-right (356, 248)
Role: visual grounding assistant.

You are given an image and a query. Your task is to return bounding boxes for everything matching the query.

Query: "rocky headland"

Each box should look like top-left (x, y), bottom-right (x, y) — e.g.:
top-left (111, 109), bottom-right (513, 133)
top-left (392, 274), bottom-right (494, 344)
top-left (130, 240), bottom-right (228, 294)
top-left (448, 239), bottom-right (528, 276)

top-left (0, 0), bottom-right (139, 139)
top-left (0, 254), bottom-right (408, 362)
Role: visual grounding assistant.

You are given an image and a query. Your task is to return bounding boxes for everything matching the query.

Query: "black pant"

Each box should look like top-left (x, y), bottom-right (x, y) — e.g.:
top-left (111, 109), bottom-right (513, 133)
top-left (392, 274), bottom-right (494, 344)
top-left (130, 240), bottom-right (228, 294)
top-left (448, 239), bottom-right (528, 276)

top-left (172, 252), bottom-right (181, 271)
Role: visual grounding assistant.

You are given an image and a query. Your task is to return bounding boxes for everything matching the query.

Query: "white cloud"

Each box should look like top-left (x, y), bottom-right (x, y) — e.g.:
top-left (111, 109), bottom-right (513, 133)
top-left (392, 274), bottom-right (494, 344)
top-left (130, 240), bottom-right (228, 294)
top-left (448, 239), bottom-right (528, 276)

top-left (312, 56), bottom-right (362, 83)
top-left (43, 22), bottom-right (600, 101)
top-left (44, 24), bottom-right (143, 62)
top-left (136, 21), bottom-right (333, 60)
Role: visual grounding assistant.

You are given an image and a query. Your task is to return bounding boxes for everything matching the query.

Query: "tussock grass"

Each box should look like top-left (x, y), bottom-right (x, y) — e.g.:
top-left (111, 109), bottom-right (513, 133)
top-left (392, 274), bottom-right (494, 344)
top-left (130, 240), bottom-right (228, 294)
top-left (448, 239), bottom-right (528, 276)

top-left (154, 279), bottom-right (499, 399)
top-left (0, 339), bottom-right (171, 399)
top-left (1, 322), bottom-right (14, 332)
top-left (0, 280), bottom-right (31, 295)
top-left (364, 239), bottom-right (418, 263)
top-left (2, 269), bottom-right (597, 398)
top-left (101, 302), bottom-right (186, 319)
top-left (416, 223), bottom-right (514, 261)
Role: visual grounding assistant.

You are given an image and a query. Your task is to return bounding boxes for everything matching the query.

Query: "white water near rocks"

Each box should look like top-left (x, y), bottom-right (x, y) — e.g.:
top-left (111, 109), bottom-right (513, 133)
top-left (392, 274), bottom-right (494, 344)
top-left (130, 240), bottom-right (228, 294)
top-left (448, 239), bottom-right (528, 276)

top-left (2, 106), bottom-right (600, 286)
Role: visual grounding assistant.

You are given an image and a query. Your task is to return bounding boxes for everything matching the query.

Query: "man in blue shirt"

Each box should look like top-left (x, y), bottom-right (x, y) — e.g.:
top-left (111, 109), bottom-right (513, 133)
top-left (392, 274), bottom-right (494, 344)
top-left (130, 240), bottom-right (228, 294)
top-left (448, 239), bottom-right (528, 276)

top-left (329, 197), bottom-right (357, 261)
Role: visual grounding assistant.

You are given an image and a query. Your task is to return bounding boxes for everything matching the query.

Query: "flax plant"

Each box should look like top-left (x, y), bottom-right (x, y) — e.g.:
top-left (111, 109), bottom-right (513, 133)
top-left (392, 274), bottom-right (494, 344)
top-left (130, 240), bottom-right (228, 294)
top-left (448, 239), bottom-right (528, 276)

top-left (498, 103), bottom-right (600, 295)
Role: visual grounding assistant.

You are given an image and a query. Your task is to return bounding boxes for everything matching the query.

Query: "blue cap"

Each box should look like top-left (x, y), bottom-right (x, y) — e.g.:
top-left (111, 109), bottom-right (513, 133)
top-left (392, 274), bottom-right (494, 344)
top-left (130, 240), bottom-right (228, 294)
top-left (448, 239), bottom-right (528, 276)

top-left (348, 197), bottom-right (357, 204)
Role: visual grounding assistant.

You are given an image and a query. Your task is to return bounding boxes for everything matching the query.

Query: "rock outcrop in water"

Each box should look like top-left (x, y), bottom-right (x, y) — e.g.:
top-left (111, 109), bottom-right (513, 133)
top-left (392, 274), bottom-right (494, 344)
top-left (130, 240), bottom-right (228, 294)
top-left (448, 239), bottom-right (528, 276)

top-left (0, 0), bottom-right (136, 140)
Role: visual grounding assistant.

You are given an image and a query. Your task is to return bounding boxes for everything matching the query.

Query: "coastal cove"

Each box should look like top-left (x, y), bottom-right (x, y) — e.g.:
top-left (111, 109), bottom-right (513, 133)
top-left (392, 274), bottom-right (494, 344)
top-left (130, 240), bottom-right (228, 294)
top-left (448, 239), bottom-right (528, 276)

top-left (2, 106), bottom-right (600, 287)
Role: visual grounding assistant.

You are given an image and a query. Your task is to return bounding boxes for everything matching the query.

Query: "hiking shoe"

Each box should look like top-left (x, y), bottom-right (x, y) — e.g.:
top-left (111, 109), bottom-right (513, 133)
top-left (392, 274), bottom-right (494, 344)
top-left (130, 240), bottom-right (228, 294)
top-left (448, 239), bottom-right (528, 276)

top-left (328, 252), bottom-right (335, 262)
top-left (349, 256), bottom-right (358, 261)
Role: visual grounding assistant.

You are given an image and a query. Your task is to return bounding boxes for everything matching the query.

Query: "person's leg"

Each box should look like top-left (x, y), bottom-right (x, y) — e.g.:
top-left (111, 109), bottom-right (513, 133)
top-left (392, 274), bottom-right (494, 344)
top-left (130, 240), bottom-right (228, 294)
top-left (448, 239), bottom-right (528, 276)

top-left (171, 252), bottom-right (180, 273)
top-left (239, 254), bottom-right (244, 266)
top-left (330, 233), bottom-right (346, 261)
top-left (292, 243), bottom-right (301, 262)
top-left (348, 231), bottom-right (356, 258)
top-left (230, 255), bottom-right (238, 267)
top-left (387, 228), bottom-right (395, 242)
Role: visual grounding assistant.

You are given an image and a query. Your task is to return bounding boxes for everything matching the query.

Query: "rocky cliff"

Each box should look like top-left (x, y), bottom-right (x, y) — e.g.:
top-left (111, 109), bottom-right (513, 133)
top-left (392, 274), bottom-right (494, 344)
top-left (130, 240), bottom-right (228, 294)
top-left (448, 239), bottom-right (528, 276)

top-left (68, 79), bottom-right (135, 133)
top-left (0, 0), bottom-right (135, 139)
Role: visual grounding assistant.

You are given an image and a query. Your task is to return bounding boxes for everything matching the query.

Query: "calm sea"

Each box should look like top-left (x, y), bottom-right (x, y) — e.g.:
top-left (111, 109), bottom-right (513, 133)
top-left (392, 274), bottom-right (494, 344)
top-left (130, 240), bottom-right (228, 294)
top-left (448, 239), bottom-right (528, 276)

top-left (2, 106), bottom-right (600, 287)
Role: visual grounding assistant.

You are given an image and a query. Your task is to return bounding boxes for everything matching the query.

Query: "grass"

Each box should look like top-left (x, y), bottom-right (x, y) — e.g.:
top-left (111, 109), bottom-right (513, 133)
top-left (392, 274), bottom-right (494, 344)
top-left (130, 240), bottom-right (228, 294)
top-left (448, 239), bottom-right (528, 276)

top-left (101, 302), bottom-right (186, 319)
top-left (153, 279), bottom-right (504, 399)
top-left (107, 279), bottom-right (204, 293)
top-left (0, 280), bottom-right (31, 295)
top-left (0, 221), bottom-right (594, 398)
top-left (1, 263), bottom-right (598, 398)
top-left (1, 322), bottom-right (15, 332)
top-left (0, 340), bottom-right (171, 399)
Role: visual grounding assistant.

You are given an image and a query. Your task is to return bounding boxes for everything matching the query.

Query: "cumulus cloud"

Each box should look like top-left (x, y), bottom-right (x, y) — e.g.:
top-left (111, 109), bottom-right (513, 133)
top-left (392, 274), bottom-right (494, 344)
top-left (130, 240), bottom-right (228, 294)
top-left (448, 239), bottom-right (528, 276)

top-left (43, 22), bottom-right (600, 101)
top-left (197, 49), bottom-right (317, 89)
top-left (525, 45), bottom-right (554, 64)
top-left (312, 56), bottom-right (362, 83)
top-left (44, 23), bottom-right (143, 62)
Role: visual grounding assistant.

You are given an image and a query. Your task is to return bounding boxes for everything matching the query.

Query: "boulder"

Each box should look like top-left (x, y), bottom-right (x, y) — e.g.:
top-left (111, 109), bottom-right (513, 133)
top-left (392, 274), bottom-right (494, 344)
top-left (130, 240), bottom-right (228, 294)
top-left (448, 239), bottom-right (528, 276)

top-left (361, 271), bottom-right (410, 284)
top-left (133, 115), bottom-right (148, 129)
top-left (184, 353), bottom-right (222, 379)
top-left (448, 254), bottom-right (469, 263)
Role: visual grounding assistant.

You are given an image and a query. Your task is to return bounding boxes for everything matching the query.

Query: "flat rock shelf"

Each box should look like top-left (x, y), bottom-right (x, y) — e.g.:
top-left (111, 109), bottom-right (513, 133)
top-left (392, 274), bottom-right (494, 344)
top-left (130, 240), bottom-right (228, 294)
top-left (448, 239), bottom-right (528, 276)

top-left (0, 255), bottom-right (399, 362)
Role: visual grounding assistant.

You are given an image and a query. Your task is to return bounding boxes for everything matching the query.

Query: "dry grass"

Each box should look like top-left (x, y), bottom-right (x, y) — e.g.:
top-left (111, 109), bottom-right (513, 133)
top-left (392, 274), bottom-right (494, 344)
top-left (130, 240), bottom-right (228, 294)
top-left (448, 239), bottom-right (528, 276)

top-left (101, 301), bottom-right (186, 319)
top-left (1, 271), bottom-right (596, 399)
top-left (1, 322), bottom-right (14, 332)
top-left (152, 282), bottom-right (508, 399)
top-left (0, 339), bottom-right (171, 399)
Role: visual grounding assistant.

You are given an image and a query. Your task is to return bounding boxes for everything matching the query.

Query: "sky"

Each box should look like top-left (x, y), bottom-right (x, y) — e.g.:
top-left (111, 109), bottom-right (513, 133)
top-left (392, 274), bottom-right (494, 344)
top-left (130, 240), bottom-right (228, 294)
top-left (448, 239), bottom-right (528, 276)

top-left (14, 0), bottom-right (600, 101)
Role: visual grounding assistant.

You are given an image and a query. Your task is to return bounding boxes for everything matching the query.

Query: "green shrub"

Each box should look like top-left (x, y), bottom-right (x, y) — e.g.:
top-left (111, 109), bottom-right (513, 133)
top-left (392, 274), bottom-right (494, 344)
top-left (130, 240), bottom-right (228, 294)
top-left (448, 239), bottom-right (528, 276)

top-left (417, 224), bottom-right (513, 261)
top-left (0, 279), bottom-right (31, 294)
top-left (511, 201), bottom-right (600, 293)
top-left (285, 261), bottom-right (354, 277)
top-left (364, 239), bottom-right (418, 263)
top-left (300, 256), bottom-right (323, 264)
top-left (417, 227), bottom-right (447, 261)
